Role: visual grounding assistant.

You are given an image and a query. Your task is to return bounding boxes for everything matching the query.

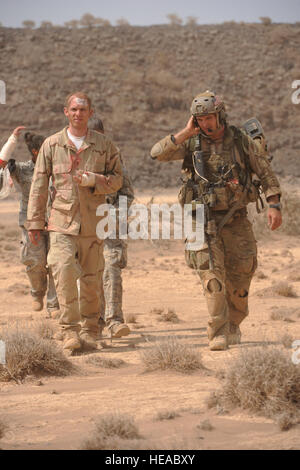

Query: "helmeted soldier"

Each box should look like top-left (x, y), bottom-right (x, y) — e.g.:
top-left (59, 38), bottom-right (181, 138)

top-left (150, 90), bottom-right (282, 351)
top-left (0, 127), bottom-right (59, 315)
top-left (27, 92), bottom-right (123, 352)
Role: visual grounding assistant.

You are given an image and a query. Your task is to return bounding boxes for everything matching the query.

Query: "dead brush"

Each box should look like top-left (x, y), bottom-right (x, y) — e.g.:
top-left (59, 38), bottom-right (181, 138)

top-left (211, 346), bottom-right (300, 429)
top-left (33, 320), bottom-right (56, 340)
top-left (0, 322), bottom-right (75, 382)
top-left (0, 419), bottom-right (7, 440)
top-left (140, 336), bottom-right (204, 374)
top-left (280, 334), bottom-right (294, 349)
top-left (196, 419), bottom-right (214, 431)
top-left (154, 410), bottom-right (181, 421)
top-left (85, 355), bottom-right (125, 369)
top-left (157, 308), bottom-right (180, 323)
top-left (125, 314), bottom-right (137, 324)
top-left (81, 413), bottom-right (142, 450)
top-left (273, 282), bottom-right (297, 298)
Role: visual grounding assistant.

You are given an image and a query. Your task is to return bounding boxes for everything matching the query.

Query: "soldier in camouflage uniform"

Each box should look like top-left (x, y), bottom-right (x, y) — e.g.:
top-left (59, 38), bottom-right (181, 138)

top-left (27, 92), bottom-right (123, 352)
top-left (150, 91), bottom-right (282, 351)
top-left (0, 127), bottom-right (59, 315)
top-left (88, 118), bottom-right (135, 338)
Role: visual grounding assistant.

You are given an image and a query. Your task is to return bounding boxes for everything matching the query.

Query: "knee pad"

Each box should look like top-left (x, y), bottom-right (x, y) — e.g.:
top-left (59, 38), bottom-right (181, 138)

top-left (207, 278), bottom-right (222, 293)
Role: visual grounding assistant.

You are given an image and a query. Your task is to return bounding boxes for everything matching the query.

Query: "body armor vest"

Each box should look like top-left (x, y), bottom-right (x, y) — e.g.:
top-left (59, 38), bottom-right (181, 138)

top-left (178, 126), bottom-right (260, 211)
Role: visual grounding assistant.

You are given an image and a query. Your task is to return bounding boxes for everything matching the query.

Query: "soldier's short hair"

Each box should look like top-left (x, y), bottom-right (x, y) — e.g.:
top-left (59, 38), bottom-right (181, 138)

top-left (88, 117), bottom-right (104, 133)
top-left (64, 91), bottom-right (92, 109)
top-left (24, 132), bottom-right (45, 155)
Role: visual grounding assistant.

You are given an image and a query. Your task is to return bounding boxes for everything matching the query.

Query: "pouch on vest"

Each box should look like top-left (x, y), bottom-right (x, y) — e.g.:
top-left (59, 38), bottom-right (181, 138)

top-left (178, 181), bottom-right (194, 207)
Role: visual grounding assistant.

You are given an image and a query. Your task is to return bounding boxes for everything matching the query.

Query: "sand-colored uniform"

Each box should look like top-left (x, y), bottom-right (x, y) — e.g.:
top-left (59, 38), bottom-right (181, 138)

top-left (101, 164), bottom-right (134, 328)
top-left (151, 126), bottom-right (281, 340)
top-left (27, 127), bottom-right (123, 335)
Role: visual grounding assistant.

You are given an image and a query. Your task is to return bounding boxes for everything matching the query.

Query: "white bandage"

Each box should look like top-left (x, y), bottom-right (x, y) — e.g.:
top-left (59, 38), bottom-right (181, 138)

top-left (80, 171), bottom-right (96, 187)
top-left (75, 98), bottom-right (87, 106)
top-left (0, 134), bottom-right (18, 162)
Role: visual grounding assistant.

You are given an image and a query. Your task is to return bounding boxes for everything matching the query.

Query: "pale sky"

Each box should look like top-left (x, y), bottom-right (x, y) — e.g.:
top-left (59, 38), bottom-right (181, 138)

top-left (1, 0), bottom-right (300, 27)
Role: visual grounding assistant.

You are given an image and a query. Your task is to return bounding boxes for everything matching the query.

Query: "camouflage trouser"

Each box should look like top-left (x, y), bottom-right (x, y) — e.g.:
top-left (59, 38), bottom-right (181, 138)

top-left (100, 238), bottom-right (127, 328)
top-left (185, 216), bottom-right (257, 340)
top-left (20, 227), bottom-right (59, 312)
top-left (47, 232), bottom-right (104, 334)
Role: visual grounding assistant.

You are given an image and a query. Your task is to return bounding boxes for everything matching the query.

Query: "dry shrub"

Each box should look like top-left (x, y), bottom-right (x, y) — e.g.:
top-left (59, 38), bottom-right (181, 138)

top-left (155, 410), bottom-right (180, 421)
top-left (280, 334), bottom-right (294, 349)
top-left (276, 412), bottom-right (297, 432)
top-left (81, 413), bottom-right (142, 450)
top-left (34, 320), bottom-right (56, 340)
top-left (270, 308), bottom-right (297, 322)
top-left (273, 282), bottom-right (297, 298)
top-left (125, 314), bottom-right (137, 324)
top-left (85, 355), bottom-right (125, 369)
top-left (0, 323), bottom-right (75, 382)
top-left (140, 336), bottom-right (204, 373)
top-left (157, 308), bottom-right (180, 323)
top-left (197, 419), bottom-right (214, 431)
top-left (212, 347), bottom-right (300, 428)
top-left (0, 420), bottom-right (7, 440)
top-left (255, 270), bottom-right (267, 280)
top-left (257, 282), bottom-right (297, 298)
top-left (270, 310), bottom-right (286, 321)
top-left (150, 308), bottom-right (164, 315)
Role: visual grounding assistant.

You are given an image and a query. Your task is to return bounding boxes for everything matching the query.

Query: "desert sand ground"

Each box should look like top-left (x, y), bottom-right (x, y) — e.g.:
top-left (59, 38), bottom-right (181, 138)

top-left (0, 190), bottom-right (299, 450)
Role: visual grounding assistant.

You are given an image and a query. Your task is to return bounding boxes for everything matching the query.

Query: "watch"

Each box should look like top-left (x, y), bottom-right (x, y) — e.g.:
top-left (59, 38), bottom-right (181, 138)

top-left (269, 203), bottom-right (281, 211)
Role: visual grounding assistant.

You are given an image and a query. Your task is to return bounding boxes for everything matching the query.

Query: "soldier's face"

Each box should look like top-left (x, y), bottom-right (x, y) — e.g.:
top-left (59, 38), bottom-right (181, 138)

top-left (64, 97), bottom-right (93, 131)
top-left (196, 114), bottom-right (218, 135)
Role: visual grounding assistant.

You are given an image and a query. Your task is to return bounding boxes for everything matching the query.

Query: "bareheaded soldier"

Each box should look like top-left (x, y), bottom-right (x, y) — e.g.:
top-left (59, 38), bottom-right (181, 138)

top-left (27, 92), bottom-right (123, 352)
top-left (150, 91), bottom-right (282, 351)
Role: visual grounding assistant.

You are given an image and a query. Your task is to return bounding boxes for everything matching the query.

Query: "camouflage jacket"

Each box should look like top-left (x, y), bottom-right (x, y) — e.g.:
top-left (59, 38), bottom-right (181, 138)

top-left (10, 160), bottom-right (35, 227)
top-left (151, 126), bottom-right (281, 210)
top-left (105, 164), bottom-right (134, 208)
top-left (27, 127), bottom-right (123, 236)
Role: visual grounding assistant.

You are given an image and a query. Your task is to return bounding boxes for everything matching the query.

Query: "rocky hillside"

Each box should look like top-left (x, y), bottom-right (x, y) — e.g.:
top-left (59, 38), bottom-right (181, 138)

top-left (0, 22), bottom-right (299, 188)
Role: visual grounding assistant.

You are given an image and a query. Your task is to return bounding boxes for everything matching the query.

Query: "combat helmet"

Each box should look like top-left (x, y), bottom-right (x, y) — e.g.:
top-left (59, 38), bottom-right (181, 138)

top-left (190, 90), bottom-right (226, 127)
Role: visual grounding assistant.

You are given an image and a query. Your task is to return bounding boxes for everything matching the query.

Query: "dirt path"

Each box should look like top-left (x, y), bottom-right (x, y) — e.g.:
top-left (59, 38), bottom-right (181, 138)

top-left (0, 192), bottom-right (299, 450)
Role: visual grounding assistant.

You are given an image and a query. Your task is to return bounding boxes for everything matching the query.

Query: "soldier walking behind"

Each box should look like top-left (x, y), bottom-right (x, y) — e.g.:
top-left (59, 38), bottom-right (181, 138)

top-left (88, 117), bottom-right (134, 339)
top-left (0, 127), bottom-right (59, 315)
top-left (150, 90), bottom-right (282, 351)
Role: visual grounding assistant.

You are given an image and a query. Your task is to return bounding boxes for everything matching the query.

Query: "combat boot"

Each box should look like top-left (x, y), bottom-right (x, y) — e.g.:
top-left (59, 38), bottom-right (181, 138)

top-left (32, 297), bottom-right (44, 312)
top-left (63, 330), bottom-right (81, 351)
top-left (228, 323), bottom-right (241, 345)
top-left (109, 322), bottom-right (130, 339)
top-left (80, 331), bottom-right (98, 350)
top-left (209, 323), bottom-right (229, 351)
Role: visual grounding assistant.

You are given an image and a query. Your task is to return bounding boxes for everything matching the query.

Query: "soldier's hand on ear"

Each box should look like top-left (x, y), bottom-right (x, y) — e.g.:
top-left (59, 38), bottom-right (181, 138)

top-left (187, 115), bottom-right (201, 136)
top-left (173, 116), bottom-right (200, 145)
